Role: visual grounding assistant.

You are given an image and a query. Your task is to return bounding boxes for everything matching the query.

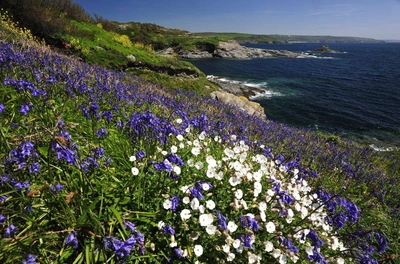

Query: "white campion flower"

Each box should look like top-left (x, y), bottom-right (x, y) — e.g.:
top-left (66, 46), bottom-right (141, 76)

top-left (278, 254), bottom-right (287, 264)
top-left (199, 213), bottom-right (213, 227)
top-left (190, 197), bottom-right (200, 210)
top-left (176, 134), bottom-right (184, 141)
top-left (131, 167), bottom-right (139, 175)
top-left (265, 241), bottom-right (274, 252)
top-left (232, 239), bottom-right (241, 249)
top-left (259, 201), bottom-right (267, 211)
top-left (198, 131), bottom-right (206, 140)
top-left (271, 248), bottom-right (281, 258)
top-left (227, 252), bottom-right (235, 262)
top-left (227, 221), bottom-right (238, 233)
top-left (173, 165), bottom-right (181, 175)
top-left (129, 156), bottom-right (136, 162)
top-left (265, 221), bottom-right (276, 233)
top-left (175, 118), bottom-right (183, 124)
top-left (336, 257), bottom-right (345, 264)
top-left (254, 182), bottom-right (262, 196)
top-left (206, 156), bottom-right (217, 167)
top-left (224, 148), bottom-right (235, 158)
top-left (206, 200), bottom-right (216, 210)
top-left (195, 161), bottom-right (204, 170)
top-left (194, 245), bottom-right (203, 257)
top-left (158, 221), bottom-right (165, 229)
top-left (222, 244), bottom-right (230, 253)
top-left (206, 224), bottom-right (217, 235)
top-left (191, 147), bottom-right (201, 156)
top-left (232, 161), bottom-right (243, 171)
top-left (229, 177), bottom-right (241, 186)
top-left (171, 145), bottom-right (178, 153)
top-left (180, 209), bottom-right (191, 220)
top-left (182, 196), bottom-right (190, 204)
top-left (248, 253), bottom-right (261, 264)
top-left (163, 199), bottom-right (172, 210)
top-left (179, 142), bottom-right (185, 149)
top-left (199, 205), bottom-right (205, 213)
top-left (206, 168), bottom-right (216, 178)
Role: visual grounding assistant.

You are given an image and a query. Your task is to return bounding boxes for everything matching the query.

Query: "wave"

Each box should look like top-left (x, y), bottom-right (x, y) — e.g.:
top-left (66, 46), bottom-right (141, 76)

top-left (250, 90), bottom-right (284, 100)
top-left (369, 144), bottom-right (400, 152)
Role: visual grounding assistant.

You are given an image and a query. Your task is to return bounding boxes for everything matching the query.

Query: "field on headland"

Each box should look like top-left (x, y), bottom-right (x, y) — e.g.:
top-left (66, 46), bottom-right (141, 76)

top-left (1, 3), bottom-right (399, 264)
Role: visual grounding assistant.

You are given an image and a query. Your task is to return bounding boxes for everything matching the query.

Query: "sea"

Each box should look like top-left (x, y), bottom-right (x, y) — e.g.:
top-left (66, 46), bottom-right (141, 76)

top-left (189, 42), bottom-right (400, 151)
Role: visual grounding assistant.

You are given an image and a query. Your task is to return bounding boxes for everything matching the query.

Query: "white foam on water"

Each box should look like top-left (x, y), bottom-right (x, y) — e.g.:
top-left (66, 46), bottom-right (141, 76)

top-left (250, 90), bottom-right (284, 100)
top-left (369, 144), bottom-right (400, 152)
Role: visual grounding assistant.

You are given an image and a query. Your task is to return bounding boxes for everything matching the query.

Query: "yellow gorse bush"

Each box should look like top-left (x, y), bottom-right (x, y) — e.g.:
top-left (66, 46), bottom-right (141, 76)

top-left (112, 32), bottom-right (133, 48)
top-left (0, 9), bottom-right (36, 41)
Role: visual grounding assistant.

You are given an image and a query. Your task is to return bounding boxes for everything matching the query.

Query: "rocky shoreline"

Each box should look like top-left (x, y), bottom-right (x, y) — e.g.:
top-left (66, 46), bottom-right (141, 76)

top-left (207, 75), bottom-right (267, 118)
top-left (177, 40), bottom-right (304, 59)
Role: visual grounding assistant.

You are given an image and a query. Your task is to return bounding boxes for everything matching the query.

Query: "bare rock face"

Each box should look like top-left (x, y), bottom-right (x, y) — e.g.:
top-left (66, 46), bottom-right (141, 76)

top-left (210, 90), bottom-right (266, 118)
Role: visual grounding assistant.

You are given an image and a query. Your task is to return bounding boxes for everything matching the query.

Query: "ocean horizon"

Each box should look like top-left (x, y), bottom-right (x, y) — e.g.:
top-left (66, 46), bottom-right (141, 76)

top-left (189, 42), bottom-right (400, 151)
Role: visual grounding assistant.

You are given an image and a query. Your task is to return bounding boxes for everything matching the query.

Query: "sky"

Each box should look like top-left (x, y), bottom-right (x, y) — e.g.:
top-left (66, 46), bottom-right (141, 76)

top-left (73, 0), bottom-right (400, 40)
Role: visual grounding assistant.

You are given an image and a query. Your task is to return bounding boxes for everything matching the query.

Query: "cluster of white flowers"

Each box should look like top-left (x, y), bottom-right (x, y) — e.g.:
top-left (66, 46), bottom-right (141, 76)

top-left (152, 127), bottom-right (350, 263)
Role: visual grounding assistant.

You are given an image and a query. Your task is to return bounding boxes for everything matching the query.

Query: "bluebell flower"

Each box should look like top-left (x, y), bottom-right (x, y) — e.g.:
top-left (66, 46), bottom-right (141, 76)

top-left (124, 221), bottom-right (136, 232)
top-left (307, 229), bottom-right (324, 248)
top-left (136, 150), bottom-right (146, 159)
top-left (162, 225), bottom-right (175, 235)
top-left (170, 194), bottom-right (180, 212)
top-left (166, 152), bottom-right (183, 166)
top-left (5, 224), bottom-right (17, 237)
top-left (374, 232), bottom-right (388, 254)
top-left (65, 231), bottom-right (78, 249)
top-left (215, 210), bottom-right (227, 230)
top-left (0, 195), bottom-right (7, 203)
top-left (50, 183), bottom-right (64, 194)
top-left (29, 162), bottom-right (40, 174)
top-left (153, 160), bottom-right (173, 172)
top-left (190, 186), bottom-right (204, 200)
top-left (173, 247), bottom-right (183, 258)
top-left (238, 233), bottom-right (254, 249)
top-left (20, 102), bottom-right (32, 115)
top-left (104, 235), bottom-right (137, 259)
top-left (0, 103), bottom-right (4, 113)
top-left (97, 127), bottom-right (107, 139)
top-left (0, 214), bottom-right (6, 225)
top-left (93, 147), bottom-right (105, 158)
top-left (307, 249), bottom-right (327, 264)
top-left (22, 254), bottom-right (38, 264)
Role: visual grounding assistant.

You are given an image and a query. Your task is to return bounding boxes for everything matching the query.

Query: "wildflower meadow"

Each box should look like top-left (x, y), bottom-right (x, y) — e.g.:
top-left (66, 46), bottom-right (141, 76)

top-left (0, 33), bottom-right (399, 263)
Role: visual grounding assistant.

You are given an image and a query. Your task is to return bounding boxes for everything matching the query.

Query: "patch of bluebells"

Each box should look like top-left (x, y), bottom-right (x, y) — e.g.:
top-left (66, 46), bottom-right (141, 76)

top-left (0, 103), bottom-right (5, 113)
top-left (4, 141), bottom-right (40, 175)
top-left (103, 221), bottom-right (145, 258)
top-left (22, 254), bottom-right (39, 264)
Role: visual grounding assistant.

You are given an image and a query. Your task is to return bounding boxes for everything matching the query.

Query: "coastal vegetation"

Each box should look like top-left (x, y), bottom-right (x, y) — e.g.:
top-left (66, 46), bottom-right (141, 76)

top-left (1, 2), bottom-right (399, 263)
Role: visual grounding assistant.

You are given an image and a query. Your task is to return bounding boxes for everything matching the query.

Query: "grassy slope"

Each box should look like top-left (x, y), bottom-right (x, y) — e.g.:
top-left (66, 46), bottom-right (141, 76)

top-left (1, 13), bottom-right (400, 263)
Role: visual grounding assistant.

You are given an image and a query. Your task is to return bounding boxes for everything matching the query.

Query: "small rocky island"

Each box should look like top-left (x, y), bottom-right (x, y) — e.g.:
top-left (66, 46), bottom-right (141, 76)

top-left (314, 45), bottom-right (339, 53)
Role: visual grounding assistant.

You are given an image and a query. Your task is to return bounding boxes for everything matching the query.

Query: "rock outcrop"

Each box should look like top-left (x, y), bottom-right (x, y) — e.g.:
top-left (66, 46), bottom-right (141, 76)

top-left (177, 40), bottom-right (303, 59)
top-left (210, 90), bottom-right (266, 118)
top-left (314, 45), bottom-right (339, 53)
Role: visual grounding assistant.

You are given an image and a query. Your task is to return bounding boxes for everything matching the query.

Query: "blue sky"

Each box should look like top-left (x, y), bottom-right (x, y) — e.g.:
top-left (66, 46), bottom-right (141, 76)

top-left (74, 0), bottom-right (400, 40)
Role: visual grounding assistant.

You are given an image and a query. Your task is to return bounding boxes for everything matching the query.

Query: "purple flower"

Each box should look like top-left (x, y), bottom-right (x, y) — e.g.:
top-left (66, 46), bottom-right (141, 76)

top-left (374, 232), bottom-right (388, 254)
top-left (104, 235), bottom-right (137, 258)
top-left (153, 160), bottom-right (173, 172)
top-left (238, 233), bottom-right (254, 249)
top-left (65, 231), bottom-right (78, 249)
top-left (0, 214), bottom-right (6, 225)
top-left (0, 196), bottom-right (7, 203)
top-left (97, 127), bottom-right (107, 138)
top-left (215, 210), bottom-right (227, 230)
top-left (20, 102), bottom-right (32, 115)
top-left (5, 224), bottom-right (18, 237)
top-left (124, 221), bottom-right (136, 232)
top-left (170, 194), bottom-right (180, 212)
top-left (173, 247), bottom-right (183, 258)
top-left (29, 162), bottom-right (40, 174)
top-left (307, 229), bottom-right (324, 248)
top-left (0, 103), bottom-right (4, 113)
top-left (22, 254), bottom-right (38, 264)
top-left (93, 147), bottom-right (105, 158)
top-left (50, 183), bottom-right (64, 194)
top-left (162, 225), bottom-right (175, 235)
top-left (136, 150), bottom-right (146, 159)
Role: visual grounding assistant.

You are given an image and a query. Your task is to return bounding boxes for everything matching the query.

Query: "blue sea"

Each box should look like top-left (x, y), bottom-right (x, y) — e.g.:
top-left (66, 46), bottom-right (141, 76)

top-left (189, 43), bottom-right (400, 151)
